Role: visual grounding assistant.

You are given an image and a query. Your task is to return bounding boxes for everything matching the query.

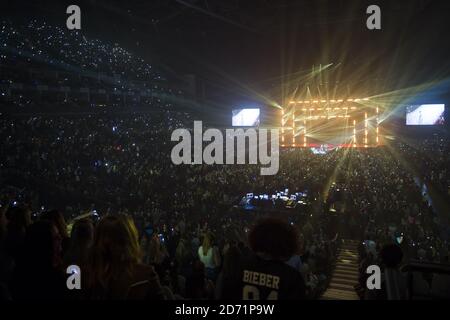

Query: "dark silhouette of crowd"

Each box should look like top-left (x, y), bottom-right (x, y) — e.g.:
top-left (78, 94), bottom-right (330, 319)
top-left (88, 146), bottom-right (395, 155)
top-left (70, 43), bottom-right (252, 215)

top-left (0, 110), bottom-right (449, 300)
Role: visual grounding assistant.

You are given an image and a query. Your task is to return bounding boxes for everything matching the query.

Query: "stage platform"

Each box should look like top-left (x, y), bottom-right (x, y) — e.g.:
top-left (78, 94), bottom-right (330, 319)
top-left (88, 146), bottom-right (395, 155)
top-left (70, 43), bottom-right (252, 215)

top-left (280, 98), bottom-right (381, 148)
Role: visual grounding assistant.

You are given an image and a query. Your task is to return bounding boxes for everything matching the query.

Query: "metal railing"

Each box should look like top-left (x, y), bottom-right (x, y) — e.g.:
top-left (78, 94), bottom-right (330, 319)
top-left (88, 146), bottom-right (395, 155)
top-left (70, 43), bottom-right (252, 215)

top-left (384, 261), bottom-right (450, 300)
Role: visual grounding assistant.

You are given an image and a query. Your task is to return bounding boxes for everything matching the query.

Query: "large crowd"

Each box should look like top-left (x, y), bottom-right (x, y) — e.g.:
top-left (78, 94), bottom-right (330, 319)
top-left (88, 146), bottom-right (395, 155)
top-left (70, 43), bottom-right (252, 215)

top-left (0, 110), bottom-right (449, 300)
top-left (0, 19), bottom-right (449, 301)
top-left (0, 111), bottom-right (341, 300)
top-left (1, 20), bottom-right (183, 110)
top-left (1, 19), bottom-right (164, 82)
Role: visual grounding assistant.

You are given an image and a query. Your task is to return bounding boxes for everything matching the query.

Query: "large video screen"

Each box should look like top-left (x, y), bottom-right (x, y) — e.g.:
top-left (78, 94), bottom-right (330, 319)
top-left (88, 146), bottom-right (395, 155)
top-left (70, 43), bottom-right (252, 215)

top-left (232, 108), bottom-right (260, 126)
top-left (406, 104), bottom-right (445, 125)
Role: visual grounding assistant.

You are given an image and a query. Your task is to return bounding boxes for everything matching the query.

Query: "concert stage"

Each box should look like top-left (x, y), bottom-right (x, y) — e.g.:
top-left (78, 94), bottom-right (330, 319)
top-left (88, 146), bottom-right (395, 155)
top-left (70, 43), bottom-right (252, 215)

top-left (280, 98), bottom-right (381, 148)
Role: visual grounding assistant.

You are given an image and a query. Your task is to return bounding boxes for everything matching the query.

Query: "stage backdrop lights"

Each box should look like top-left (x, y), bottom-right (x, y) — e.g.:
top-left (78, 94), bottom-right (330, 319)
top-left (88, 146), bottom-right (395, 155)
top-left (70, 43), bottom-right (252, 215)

top-left (281, 98), bottom-right (380, 148)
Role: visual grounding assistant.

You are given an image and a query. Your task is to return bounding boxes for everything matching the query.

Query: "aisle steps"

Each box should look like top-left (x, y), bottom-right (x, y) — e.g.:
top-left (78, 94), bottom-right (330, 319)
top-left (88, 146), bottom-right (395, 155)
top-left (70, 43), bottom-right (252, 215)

top-left (321, 239), bottom-right (360, 300)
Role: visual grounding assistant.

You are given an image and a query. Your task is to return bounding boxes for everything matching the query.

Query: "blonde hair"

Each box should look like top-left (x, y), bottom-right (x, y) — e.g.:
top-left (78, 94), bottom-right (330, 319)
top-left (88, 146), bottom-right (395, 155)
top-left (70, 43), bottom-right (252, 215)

top-left (202, 233), bottom-right (212, 256)
top-left (86, 215), bottom-right (142, 293)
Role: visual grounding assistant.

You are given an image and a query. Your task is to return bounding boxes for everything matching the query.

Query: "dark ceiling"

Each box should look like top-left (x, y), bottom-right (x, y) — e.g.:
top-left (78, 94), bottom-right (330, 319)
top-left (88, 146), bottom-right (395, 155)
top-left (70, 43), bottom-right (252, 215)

top-left (2, 0), bottom-right (450, 106)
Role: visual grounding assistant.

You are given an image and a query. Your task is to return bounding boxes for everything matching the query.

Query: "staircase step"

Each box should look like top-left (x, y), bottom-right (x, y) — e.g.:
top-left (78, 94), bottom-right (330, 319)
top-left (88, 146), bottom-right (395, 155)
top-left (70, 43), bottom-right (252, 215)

top-left (335, 266), bottom-right (359, 273)
top-left (321, 288), bottom-right (359, 300)
top-left (335, 263), bottom-right (359, 272)
top-left (321, 239), bottom-right (360, 300)
top-left (333, 269), bottom-right (359, 278)
top-left (321, 295), bottom-right (357, 300)
top-left (329, 282), bottom-right (357, 291)
top-left (339, 247), bottom-right (358, 251)
top-left (339, 248), bottom-right (358, 252)
top-left (337, 260), bottom-right (358, 266)
top-left (329, 277), bottom-right (358, 286)
top-left (337, 251), bottom-right (358, 257)
top-left (332, 272), bottom-right (359, 281)
top-left (337, 251), bottom-right (358, 256)
top-left (333, 274), bottom-right (359, 281)
top-left (341, 245), bottom-right (358, 252)
top-left (337, 257), bottom-right (358, 262)
top-left (336, 259), bottom-right (358, 270)
top-left (331, 273), bottom-right (359, 282)
top-left (337, 259), bottom-right (358, 265)
top-left (322, 292), bottom-right (358, 300)
top-left (322, 291), bottom-right (359, 300)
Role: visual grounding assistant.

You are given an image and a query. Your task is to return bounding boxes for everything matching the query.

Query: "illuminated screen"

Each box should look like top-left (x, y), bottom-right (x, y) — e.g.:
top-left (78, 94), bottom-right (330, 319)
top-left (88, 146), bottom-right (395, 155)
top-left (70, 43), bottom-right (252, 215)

top-left (232, 108), bottom-right (260, 126)
top-left (406, 104), bottom-right (445, 125)
top-left (311, 145), bottom-right (330, 154)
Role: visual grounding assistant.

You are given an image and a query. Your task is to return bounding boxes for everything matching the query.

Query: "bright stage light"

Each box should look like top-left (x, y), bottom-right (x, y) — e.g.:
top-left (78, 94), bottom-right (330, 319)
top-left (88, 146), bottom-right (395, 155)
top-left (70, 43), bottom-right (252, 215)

top-left (292, 112), bottom-right (295, 144)
top-left (376, 106), bottom-right (379, 145)
top-left (364, 112), bottom-right (368, 147)
top-left (285, 98), bottom-right (372, 104)
top-left (281, 98), bottom-right (380, 148)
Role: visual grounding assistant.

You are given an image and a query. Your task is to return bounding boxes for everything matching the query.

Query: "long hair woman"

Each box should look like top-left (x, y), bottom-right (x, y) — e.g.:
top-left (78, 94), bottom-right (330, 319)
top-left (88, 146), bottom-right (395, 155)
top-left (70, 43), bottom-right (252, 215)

top-left (84, 215), bottom-right (165, 299)
top-left (197, 233), bottom-right (221, 281)
top-left (63, 218), bottom-right (94, 268)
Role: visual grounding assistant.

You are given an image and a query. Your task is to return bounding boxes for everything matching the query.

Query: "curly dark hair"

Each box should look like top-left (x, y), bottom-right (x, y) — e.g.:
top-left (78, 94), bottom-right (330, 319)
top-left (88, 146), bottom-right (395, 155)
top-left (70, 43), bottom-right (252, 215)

top-left (248, 217), bottom-right (299, 260)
